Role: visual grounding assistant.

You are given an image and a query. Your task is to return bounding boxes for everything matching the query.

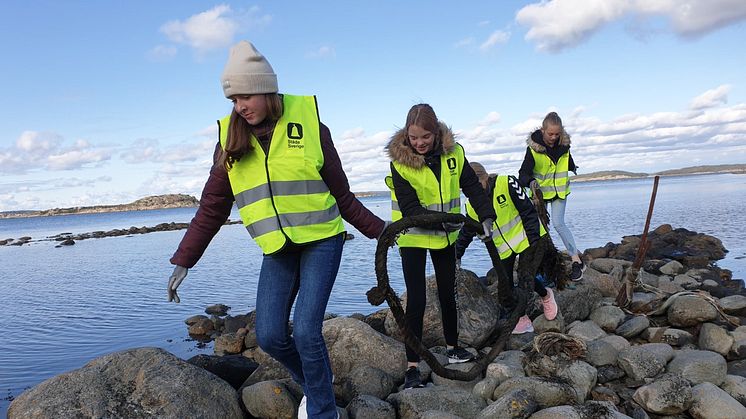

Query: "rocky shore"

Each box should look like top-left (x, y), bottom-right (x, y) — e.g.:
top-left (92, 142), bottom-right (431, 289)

top-left (0, 194), bottom-right (199, 219)
top-left (8, 225), bottom-right (746, 418)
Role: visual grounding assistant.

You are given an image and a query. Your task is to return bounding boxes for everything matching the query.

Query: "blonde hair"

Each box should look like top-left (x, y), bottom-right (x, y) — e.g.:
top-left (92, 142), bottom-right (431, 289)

top-left (540, 111), bottom-right (571, 142)
top-left (218, 93), bottom-right (283, 170)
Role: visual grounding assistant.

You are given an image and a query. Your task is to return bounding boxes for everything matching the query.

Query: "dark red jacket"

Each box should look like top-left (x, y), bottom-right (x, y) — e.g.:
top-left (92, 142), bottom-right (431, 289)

top-left (170, 121), bottom-right (384, 268)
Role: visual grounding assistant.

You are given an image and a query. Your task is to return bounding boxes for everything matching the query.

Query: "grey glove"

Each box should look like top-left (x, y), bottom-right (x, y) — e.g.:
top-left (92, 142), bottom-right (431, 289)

top-left (442, 221), bottom-right (464, 233)
top-left (479, 218), bottom-right (494, 242)
top-left (530, 180), bottom-right (543, 200)
top-left (167, 265), bottom-right (188, 303)
top-left (377, 220), bottom-right (392, 240)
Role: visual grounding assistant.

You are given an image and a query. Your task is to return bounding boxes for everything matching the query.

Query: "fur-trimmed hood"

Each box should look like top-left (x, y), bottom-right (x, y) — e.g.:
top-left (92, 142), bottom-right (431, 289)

top-left (526, 128), bottom-right (571, 154)
top-left (385, 122), bottom-right (456, 169)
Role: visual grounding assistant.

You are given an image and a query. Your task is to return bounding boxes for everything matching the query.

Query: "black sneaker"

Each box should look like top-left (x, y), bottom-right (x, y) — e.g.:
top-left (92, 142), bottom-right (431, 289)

top-left (403, 367), bottom-right (423, 389)
top-left (570, 261), bottom-right (585, 281)
top-left (446, 347), bottom-right (474, 364)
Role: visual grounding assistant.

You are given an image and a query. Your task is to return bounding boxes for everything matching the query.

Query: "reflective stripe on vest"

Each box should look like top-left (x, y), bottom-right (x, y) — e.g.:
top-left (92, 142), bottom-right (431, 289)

top-left (219, 94), bottom-right (344, 254)
top-left (466, 175), bottom-right (547, 259)
top-left (389, 144), bottom-right (465, 249)
top-left (530, 148), bottom-right (571, 200)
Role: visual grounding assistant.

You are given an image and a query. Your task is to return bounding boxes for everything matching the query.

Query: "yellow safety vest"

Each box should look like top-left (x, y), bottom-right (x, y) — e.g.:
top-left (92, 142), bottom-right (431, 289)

top-left (466, 175), bottom-right (547, 259)
top-left (389, 144), bottom-right (465, 249)
top-left (219, 94), bottom-right (344, 255)
top-left (530, 148), bottom-right (571, 199)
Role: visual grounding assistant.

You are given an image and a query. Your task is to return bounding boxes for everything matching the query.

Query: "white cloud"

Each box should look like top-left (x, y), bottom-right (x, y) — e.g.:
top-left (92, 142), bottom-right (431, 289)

top-left (306, 46), bottom-right (336, 59)
top-left (689, 84), bottom-right (732, 110)
top-left (159, 5), bottom-right (272, 53)
top-left (147, 44), bottom-right (178, 61)
top-left (1, 131), bottom-right (112, 174)
top-left (516, 0), bottom-right (746, 52)
top-left (479, 29), bottom-right (511, 51)
top-left (454, 37), bottom-right (475, 48)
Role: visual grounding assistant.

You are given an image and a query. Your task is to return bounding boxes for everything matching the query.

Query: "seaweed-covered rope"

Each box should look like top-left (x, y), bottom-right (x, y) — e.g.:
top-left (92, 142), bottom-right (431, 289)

top-left (368, 213), bottom-right (526, 381)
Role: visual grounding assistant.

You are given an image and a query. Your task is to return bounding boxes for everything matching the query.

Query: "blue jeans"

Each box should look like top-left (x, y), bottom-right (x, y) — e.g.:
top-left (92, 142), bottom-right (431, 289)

top-left (549, 198), bottom-right (579, 256)
top-left (255, 234), bottom-right (344, 419)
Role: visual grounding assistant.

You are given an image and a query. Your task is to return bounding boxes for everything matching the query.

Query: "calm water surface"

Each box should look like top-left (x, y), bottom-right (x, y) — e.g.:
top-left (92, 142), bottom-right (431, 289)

top-left (1, 173), bottom-right (745, 414)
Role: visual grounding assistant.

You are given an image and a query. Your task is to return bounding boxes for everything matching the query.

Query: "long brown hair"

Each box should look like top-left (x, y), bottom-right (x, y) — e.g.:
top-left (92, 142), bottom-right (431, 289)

top-left (217, 93), bottom-right (284, 170)
top-left (404, 104), bottom-right (441, 148)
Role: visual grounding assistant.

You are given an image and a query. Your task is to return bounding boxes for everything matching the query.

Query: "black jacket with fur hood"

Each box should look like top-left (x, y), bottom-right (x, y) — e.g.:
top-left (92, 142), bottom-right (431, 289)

top-left (518, 129), bottom-right (577, 190)
top-left (386, 122), bottom-right (495, 224)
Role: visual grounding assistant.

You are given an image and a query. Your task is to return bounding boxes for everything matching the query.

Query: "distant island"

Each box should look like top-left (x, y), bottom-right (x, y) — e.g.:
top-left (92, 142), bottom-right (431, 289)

top-left (0, 194), bottom-right (199, 219)
top-left (0, 164), bottom-right (743, 219)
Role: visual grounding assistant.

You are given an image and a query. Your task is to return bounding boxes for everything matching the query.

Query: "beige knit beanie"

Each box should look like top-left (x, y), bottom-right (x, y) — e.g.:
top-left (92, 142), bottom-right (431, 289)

top-left (470, 162), bottom-right (488, 183)
top-left (221, 41), bottom-right (278, 98)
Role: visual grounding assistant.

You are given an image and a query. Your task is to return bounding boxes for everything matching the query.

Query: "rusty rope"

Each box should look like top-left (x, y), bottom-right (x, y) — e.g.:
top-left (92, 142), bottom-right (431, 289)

top-left (368, 213), bottom-right (527, 381)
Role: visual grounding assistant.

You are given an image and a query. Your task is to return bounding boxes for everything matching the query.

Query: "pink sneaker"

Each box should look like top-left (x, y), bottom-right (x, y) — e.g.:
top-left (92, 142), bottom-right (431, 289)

top-left (541, 288), bottom-right (558, 321)
top-left (511, 315), bottom-right (534, 334)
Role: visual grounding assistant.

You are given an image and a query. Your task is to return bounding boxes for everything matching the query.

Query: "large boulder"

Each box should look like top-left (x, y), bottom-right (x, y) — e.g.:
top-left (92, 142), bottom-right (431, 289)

top-left (385, 271), bottom-right (500, 348)
top-left (8, 347), bottom-right (243, 419)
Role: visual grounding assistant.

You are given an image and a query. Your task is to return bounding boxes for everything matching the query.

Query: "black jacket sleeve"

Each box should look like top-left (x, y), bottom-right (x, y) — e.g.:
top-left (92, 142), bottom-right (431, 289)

top-left (506, 175), bottom-right (542, 244)
top-left (518, 147), bottom-right (536, 187)
top-left (460, 157), bottom-right (496, 222)
top-left (568, 152), bottom-right (577, 174)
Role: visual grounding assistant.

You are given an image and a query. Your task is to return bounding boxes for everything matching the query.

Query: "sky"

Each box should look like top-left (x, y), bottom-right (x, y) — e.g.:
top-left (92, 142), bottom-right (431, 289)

top-left (1, 0), bottom-right (745, 212)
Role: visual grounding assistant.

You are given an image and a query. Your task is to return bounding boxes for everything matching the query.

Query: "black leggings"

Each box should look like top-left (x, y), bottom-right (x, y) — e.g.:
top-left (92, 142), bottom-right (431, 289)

top-left (499, 237), bottom-right (549, 309)
top-left (400, 245), bottom-right (458, 363)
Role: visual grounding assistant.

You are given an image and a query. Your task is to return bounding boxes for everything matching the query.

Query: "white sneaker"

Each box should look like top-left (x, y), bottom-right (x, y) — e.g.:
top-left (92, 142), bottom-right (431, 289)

top-left (297, 395), bottom-right (307, 419)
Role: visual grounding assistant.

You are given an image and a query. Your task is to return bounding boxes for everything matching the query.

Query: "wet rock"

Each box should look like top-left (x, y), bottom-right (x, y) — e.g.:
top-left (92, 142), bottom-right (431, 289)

top-left (632, 373), bottom-right (692, 415)
top-left (590, 258), bottom-right (633, 274)
top-left (666, 349), bottom-right (727, 386)
top-left (205, 304), bottom-right (231, 316)
top-left (689, 382), bottom-right (746, 419)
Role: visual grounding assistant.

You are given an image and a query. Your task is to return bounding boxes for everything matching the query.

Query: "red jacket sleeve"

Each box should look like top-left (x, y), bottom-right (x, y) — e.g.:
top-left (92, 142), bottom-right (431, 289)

top-left (318, 123), bottom-right (385, 239)
top-left (170, 143), bottom-right (234, 268)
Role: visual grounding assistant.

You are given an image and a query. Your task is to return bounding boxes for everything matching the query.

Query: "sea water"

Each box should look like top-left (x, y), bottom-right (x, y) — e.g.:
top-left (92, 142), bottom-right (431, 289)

top-left (1, 173), bottom-right (744, 414)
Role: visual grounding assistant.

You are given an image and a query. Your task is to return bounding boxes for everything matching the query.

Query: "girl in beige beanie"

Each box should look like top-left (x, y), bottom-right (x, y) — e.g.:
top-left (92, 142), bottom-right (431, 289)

top-left (168, 41), bottom-right (387, 419)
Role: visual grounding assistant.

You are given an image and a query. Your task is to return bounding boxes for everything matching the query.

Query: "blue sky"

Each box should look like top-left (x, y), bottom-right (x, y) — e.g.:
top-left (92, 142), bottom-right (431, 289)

top-left (1, 1), bottom-right (745, 211)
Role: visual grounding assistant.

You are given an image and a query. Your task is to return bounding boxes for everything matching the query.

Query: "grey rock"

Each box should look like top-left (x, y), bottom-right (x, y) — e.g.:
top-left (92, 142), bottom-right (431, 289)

top-left (629, 292), bottom-right (658, 312)
top-left (432, 362), bottom-right (481, 389)
top-left (640, 327), bottom-right (694, 346)
top-left (485, 350), bottom-right (526, 385)
top-left (347, 394), bottom-right (396, 419)
top-left (493, 376), bottom-right (575, 408)
top-left (589, 305), bottom-right (627, 332)
top-left (673, 274), bottom-right (700, 290)
top-left (720, 374), bottom-right (746, 407)
top-left (472, 377), bottom-right (499, 402)
top-left (585, 339), bottom-right (619, 367)
top-left (7, 347), bottom-right (243, 419)
top-left (698, 323), bottom-right (734, 356)
top-left (638, 269), bottom-right (660, 288)
top-left (618, 343), bottom-right (674, 381)
top-left (420, 411), bottom-right (462, 419)
top-left (386, 386), bottom-right (486, 419)
top-left (568, 320), bottom-right (607, 342)
top-left (590, 258), bottom-right (633, 274)
top-left (242, 380), bottom-right (298, 419)
top-left (616, 316), bottom-right (650, 339)
top-left (599, 335), bottom-right (631, 352)
top-left (554, 280), bottom-right (604, 324)
top-left (533, 311), bottom-right (565, 334)
top-left (557, 360), bottom-right (598, 403)
top-left (657, 278), bottom-right (685, 294)
top-left (720, 295), bottom-right (746, 316)
top-left (667, 295), bottom-right (718, 327)
top-left (689, 382), bottom-right (746, 419)
top-left (477, 388), bottom-right (537, 419)
top-left (666, 349), bottom-right (727, 386)
top-left (660, 260), bottom-right (684, 275)
top-left (338, 365), bottom-right (395, 404)
top-left (632, 373), bottom-right (692, 415)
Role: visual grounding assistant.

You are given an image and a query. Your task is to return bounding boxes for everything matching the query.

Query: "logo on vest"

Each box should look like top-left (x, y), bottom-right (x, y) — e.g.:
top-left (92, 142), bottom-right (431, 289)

top-left (496, 194), bottom-right (507, 207)
top-left (446, 157), bottom-right (457, 174)
top-left (287, 122), bottom-right (304, 149)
